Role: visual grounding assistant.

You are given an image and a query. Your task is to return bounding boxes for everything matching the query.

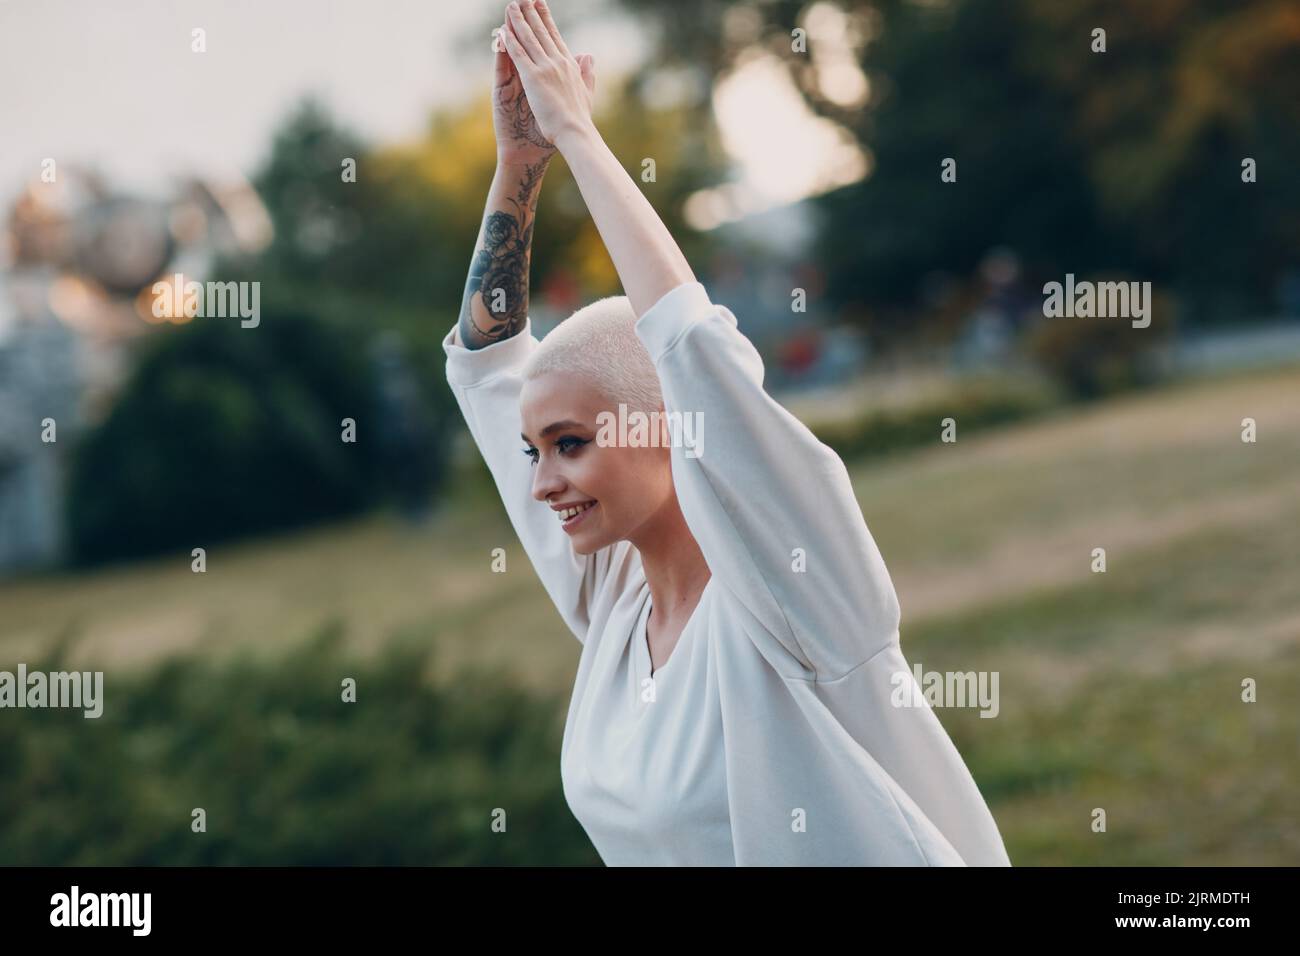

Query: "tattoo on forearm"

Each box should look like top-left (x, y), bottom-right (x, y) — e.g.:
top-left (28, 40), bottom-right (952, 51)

top-left (459, 159), bottom-right (549, 348)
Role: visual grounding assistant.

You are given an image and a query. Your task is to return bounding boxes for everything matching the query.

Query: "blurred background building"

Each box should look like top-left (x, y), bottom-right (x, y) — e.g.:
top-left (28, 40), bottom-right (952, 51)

top-left (0, 168), bottom-right (270, 572)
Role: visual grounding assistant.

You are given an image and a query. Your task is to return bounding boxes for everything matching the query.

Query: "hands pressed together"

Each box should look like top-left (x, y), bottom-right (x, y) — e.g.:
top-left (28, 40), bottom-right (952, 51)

top-left (479, 0), bottom-right (694, 321)
top-left (492, 0), bottom-right (596, 164)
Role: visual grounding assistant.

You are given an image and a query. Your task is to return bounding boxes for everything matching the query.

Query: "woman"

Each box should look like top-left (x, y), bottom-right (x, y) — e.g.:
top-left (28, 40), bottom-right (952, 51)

top-left (444, 0), bottom-right (1011, 866)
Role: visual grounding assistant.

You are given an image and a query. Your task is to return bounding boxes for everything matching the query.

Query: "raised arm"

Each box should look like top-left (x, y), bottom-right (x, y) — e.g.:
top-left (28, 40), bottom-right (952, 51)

top-left (443, 20), bottom-right (612, 644)
top-left (457, 160), bottom-right (547, 348)
top-left (457, 19), bottom-right (566, 349)
top-left (499, 0), bottom-right (692, 318)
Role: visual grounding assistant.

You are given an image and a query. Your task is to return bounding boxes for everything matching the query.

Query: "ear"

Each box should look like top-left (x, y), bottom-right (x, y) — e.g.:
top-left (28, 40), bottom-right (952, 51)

top-left (578, 54), bottom-right (596, 95)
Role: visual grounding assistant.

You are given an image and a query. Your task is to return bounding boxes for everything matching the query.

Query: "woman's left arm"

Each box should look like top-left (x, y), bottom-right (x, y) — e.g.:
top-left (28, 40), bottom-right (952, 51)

top-left (500, 0), bottom-right (694, 318)
top-left (635, 281), bottom-right (904, 682)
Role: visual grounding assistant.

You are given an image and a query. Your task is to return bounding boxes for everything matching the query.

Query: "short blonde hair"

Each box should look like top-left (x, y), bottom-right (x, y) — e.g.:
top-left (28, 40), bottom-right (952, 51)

top-left (523, 296), bottom-right (663, 414)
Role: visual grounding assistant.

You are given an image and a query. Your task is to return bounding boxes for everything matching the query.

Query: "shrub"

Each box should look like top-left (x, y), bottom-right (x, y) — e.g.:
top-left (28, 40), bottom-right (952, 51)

top-left (1023, 279), bottom-right (1175, 399)
top-left (809, 378), bottom-right (1059, 462)
top-left (66, 311), bottom-right (383, 565)
top-left (0, 626), bottom-right (598, 865)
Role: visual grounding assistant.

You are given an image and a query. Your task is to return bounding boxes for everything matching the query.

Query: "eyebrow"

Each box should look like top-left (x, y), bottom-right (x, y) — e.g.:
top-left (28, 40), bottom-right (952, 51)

top-left (520, 420), bottom-right (588, 443)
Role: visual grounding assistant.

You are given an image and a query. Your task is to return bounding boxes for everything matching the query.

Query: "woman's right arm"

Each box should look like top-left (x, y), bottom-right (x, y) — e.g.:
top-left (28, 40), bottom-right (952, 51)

top-left (458, 14), bottom-right (576, 349)
top-left (457, 158), bottom-right (550, 350)
top-left (442, 36), bottom-right (611, 644)
top-left (444, 162), bottom-right (606, 644)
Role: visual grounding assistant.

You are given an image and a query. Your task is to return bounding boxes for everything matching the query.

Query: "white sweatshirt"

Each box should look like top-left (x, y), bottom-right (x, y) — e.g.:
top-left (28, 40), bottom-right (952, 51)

top-left (442, 280), bottom-right (1012, 866)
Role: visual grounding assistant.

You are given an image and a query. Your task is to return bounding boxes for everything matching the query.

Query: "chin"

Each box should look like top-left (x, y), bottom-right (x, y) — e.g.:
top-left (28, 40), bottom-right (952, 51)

top-left (571, 526), bottom-right (616, 556)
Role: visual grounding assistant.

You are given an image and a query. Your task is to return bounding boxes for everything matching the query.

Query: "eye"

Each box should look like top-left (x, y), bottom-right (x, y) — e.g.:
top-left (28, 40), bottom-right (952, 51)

top-left (522, 436), bottom-right (588, 466)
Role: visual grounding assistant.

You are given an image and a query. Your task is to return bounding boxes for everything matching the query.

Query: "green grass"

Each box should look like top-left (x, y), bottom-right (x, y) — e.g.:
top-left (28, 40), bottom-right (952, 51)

top-left (912, 507), bottom-right (1300, 864)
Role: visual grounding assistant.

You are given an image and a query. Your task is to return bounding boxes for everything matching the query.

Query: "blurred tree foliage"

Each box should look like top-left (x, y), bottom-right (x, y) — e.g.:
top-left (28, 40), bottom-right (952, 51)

top-left (243, 80), bottom-right (726, 323)
top-left (616, 0), bottom-right (1300, 331)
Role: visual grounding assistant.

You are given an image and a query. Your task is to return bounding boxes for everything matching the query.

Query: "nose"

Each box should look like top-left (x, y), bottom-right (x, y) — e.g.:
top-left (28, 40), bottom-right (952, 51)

top-left (531, 450), bottom-right (565, 503)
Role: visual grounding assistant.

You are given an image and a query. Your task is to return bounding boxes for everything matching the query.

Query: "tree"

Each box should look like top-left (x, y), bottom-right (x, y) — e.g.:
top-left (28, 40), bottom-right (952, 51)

top-left (616, 0), bottom-right (1300, 328)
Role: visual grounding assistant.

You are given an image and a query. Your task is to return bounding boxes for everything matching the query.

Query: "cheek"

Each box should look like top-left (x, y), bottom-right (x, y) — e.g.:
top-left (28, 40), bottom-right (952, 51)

top-left (579, 449), bottom-right (673, 549)
top-left (584, 446), bottom-right (669, 510)
top-left (615, 446), bottom-right (674, 500)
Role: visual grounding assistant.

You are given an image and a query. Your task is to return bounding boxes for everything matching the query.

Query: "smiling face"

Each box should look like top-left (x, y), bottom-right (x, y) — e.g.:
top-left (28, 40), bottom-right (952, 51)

top-left (519, 370), bottom-right (675, 555)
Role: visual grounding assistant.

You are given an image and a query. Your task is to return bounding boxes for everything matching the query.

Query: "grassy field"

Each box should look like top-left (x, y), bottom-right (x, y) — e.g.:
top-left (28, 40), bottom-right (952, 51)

top-left (2, 362), bottom-right (1298, 864)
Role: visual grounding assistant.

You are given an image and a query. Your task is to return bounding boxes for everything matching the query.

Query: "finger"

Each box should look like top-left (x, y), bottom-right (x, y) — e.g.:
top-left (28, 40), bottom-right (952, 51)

top-left (507, 3), bottom-right (546, 64)
top-left (493, 29), bottom-right (512, 86)
top-left (500, 15), bottom-right (533, 68)
top-left (535, 0), bottom-right (575, 61)
top-left (520, 0), bottom-right (560, 60)
top-left (579, 54), bottom-right (595, 95)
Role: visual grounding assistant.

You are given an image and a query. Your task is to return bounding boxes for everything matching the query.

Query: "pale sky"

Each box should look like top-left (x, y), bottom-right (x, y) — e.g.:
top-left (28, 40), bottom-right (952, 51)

top-left (0, 0), bottom-right (865, 227)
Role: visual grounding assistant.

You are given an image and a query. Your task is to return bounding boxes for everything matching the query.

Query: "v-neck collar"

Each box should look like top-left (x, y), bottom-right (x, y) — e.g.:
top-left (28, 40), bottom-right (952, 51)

top-left (631, 576), bottom-right (712, 702)
top-left (635, 589), bottom-right (657, 680)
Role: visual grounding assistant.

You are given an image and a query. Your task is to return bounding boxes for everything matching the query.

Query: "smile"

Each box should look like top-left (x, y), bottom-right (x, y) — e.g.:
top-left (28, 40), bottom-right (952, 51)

top-left (557, 500), bottom-right (597, 530)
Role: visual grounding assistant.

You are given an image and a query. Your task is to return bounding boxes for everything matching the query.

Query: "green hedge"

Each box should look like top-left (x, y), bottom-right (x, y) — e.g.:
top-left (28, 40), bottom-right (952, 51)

top-left (808, 378), bottom-right (1060, 462)
top-left (0, 627), bottom-right (599, 865)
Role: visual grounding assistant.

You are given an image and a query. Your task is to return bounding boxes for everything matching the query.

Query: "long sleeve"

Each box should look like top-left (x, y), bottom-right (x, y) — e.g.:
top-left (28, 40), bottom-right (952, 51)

top-left (634, 281), bottom-right (902, 681)
top-left (442, 318), bottom-right (610, 643)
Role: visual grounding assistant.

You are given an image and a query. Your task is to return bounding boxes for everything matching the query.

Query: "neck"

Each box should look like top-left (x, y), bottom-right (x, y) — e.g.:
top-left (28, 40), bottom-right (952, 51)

top-left (628, 492), bottom-right (711, 618)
